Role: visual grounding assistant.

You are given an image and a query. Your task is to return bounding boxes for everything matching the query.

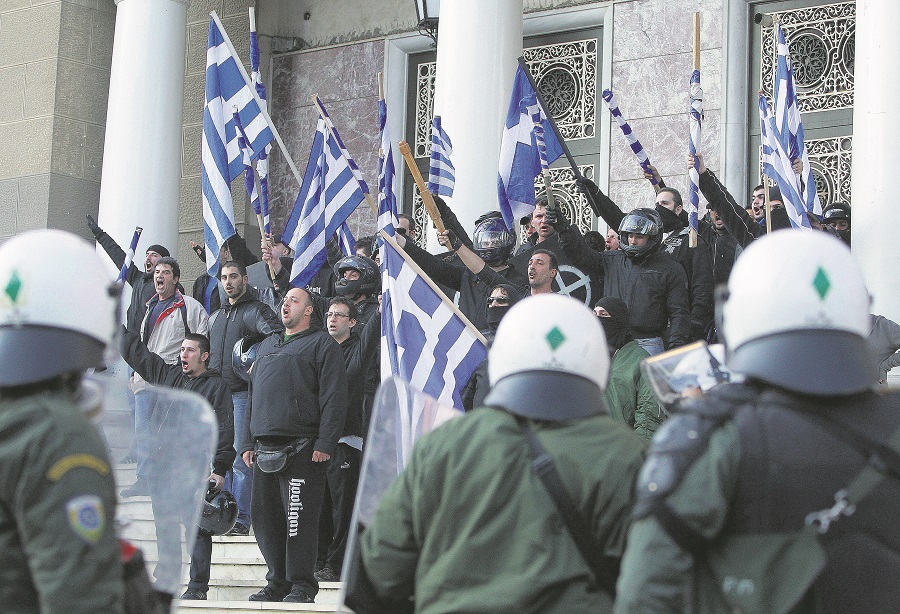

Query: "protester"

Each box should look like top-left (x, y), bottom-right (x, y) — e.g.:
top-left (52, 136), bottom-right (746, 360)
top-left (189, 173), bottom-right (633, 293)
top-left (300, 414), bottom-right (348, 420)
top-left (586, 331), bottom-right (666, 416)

top-left (358, 294), bottom-right (648, 613)
top-left (823, 202), bottom-right (851, 247)
top-left (615, 230), bottom-right (900, 613)
top-left (606, 228), bottom-right (620, 251)
top-left (701, 209), bottom-right (743, 286)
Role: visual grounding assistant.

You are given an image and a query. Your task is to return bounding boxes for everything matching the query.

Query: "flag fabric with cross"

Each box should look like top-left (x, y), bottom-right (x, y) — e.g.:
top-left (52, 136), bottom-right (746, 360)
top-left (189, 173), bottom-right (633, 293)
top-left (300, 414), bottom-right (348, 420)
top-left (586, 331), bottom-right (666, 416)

top-left (249, 17), bottom-right (272, 235)
top-left (758, 93), bottom-right (812, 229)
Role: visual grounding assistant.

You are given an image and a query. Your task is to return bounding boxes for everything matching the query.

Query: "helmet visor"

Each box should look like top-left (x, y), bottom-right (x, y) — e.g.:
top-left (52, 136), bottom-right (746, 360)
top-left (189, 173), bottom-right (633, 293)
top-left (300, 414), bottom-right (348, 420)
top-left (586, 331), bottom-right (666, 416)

top-left (619, 215), bottom-right (659, 236)
top-left (475, 229), bottom-right (510, 249)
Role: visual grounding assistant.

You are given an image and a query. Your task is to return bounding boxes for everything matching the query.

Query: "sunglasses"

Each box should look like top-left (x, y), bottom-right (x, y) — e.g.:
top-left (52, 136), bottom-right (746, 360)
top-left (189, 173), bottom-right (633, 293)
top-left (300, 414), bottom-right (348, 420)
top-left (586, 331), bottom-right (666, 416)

top-left (396, 227), bottom-right (408, 236)
top-left (487, 296), bottom-right (510, 306)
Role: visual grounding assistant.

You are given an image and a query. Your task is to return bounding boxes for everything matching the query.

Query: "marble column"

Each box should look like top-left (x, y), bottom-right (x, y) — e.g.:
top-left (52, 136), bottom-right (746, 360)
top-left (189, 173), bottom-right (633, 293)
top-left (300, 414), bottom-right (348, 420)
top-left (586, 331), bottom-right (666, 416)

top-left (430, 0), bottom-right (522, 250)
top-left (851, 0), bottom-right (900, 362)
top-left (98, 0), bottom-right (189, 261)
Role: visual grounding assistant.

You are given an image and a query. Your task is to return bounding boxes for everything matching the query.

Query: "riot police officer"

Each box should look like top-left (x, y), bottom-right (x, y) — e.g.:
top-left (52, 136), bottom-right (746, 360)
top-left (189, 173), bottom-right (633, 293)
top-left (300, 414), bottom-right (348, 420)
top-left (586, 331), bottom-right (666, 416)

top-left (615, 230), bottom-right (900, 613)
top-left (0, 229), bottom-right (123, 613)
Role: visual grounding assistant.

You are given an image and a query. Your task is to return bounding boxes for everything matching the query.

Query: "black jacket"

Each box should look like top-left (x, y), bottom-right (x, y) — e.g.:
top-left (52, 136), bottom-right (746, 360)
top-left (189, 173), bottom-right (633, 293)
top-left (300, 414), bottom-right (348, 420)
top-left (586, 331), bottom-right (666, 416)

top-left (338, 313), bottom-right (381, 439)
top-left (558, 225), bottom-right (691, 348)
top-left (401, 240), bottom-right (529, 334)
top-left (120, 328), bottom-right (235, 477)
top-left (208, 291), bottom-right (283, 392)
top-left (699, 223), bottom-right (742, 286)
top-left (239, 328), bottom-right (349, 456)
top-left (699, 169), bottom-right (764, 248)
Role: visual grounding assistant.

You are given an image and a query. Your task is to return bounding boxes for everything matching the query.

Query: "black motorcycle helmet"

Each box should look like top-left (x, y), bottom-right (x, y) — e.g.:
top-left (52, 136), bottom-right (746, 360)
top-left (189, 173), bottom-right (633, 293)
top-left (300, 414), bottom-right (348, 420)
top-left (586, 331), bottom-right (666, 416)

top-left (232, 337), bottom-right (262, 383)
top-left (618, 208), bottom-right (663, 262)
top-left (198, 486), bottom-right (238, 537)
top-left (333, 255), bottom-right (379, 297)
top-left (823, 202), bottom-right (851, 226)
top-left (472, 212), bottom-right (515, 266)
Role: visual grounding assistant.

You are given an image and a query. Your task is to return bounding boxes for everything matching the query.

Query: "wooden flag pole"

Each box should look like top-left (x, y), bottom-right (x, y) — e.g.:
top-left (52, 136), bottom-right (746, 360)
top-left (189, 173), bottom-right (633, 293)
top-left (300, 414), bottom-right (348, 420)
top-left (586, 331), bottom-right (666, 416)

top-left (397, 141), bottom-right (446, 234)
top-left (311, 95), bottom-right (378, 217)
top-left (689, 12), bottom-right (701, 248)
top-left (516, 57), bottom-right (581, 180)
top-left (764, 175), bottom-right (773, 234)
top-left (380, 230), bottom-right (488, 346)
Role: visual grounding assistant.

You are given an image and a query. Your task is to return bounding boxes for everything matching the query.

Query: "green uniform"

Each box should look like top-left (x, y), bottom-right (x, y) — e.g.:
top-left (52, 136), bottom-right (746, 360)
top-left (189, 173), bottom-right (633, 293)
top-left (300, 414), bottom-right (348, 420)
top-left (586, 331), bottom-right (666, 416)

top-left (361, 406), bottom-right (647, 614)
top-left (0, 391), bottom-right (123, 614)
top-left (603, 341), bottom-right (664, 439)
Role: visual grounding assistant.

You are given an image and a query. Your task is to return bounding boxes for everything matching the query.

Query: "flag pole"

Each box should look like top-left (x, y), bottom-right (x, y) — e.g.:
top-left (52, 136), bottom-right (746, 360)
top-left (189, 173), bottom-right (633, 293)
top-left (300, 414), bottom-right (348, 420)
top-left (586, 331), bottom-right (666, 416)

top-left (379, 230), bottom-right (488, 346)
top-left (397, 142), bottom-right (446, 233)
top-left (311, 95), bottom-right (379, 217)
top-left (764, 175), bottom-right (773, 234)
top-left (210, 11), bottom-right (305, 189)
top-left (689, 12), bottom-right (701, 248)
top-left (516, 57), bottom-right (581, 180)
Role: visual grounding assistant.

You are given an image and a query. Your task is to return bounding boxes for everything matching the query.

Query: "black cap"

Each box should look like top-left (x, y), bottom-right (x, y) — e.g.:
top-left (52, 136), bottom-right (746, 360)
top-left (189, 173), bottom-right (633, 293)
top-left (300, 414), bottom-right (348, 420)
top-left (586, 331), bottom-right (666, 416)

top-left (146, 244), bottom-right (170, 257)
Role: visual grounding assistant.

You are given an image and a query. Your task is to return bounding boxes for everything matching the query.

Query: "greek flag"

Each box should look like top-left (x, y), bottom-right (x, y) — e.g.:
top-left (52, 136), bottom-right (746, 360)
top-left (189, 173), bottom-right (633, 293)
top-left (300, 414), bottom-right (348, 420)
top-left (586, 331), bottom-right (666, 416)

top-left (380, 239), bottom-right (487, 409)
top-left (427, 116), bottom-right (455, 197)
top-left (338, 221), bottom-right (356, 257)
top-left (758, 94), bottom-right (811, 229)
top-left (281, 116), bottom-right (365, 288)
top-left (602, 89), bottom-right (658, 186)
top-left (233, 111), bottom-right (260, 221)
top-left (688, 69), bottom-right (703, 235)
top-left (249, 18), bottom-right (272, 235)
top-left (498, 64), bottom-right (564, 230)
top-left (202, 16), bottom-right (273, 274)
top-left (773, 23), bottom-right (821, 216)
top-left (377, 99), bottom-right (398, 236)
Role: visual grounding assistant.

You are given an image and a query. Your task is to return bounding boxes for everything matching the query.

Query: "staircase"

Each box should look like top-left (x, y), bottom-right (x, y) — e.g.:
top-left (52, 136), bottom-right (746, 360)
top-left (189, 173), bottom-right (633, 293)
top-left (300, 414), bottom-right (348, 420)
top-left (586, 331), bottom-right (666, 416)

top-left (116, 464), bottom-right (347, 613)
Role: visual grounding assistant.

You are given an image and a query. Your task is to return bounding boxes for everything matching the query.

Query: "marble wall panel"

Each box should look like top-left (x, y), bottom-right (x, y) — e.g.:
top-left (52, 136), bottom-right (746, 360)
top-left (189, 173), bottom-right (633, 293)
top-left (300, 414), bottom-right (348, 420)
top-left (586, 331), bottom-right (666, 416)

top-left (610, 47), bottom-right (721, 120)
top-left (272, 41), bottom-right (383, 107)
top-left (612, 0), bottom-right (723, 63)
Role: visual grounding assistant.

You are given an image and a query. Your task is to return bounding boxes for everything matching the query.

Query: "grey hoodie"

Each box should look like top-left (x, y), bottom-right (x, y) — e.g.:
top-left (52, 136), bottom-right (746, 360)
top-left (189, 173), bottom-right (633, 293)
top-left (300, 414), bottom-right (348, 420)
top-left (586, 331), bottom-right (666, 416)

top-left (869, 314), bottom-right (900, 383)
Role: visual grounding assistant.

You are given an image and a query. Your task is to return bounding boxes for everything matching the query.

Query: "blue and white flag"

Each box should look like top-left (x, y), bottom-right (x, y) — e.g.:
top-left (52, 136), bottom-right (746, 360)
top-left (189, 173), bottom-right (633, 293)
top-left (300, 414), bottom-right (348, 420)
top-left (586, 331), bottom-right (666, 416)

top-left (202, 16), bottom-right (274, 274)
top-left (281, 116), bottom-right (365, 288)
top-left (338, 221), bottom-right (356, 257)
top-left (602, 89), bottom-right (658, 186)
top-left (117, 227), bottom-right (143, 284)
top-left (427, 116), bottom-right (455, 197)
top-left (498, 64), bottom-right (565, 230)
top-left (377, 99), bottom-right (398, 237)
top-left (380, 239), bottom-right (487, 409)
top-left (249, 14), bottom-right (272, 236)
top-left (233, 111), bottom-right (260, 221)
top-left (773, 23), bottom-right (821, 216)
top-left (688, 69), bottom-right (703, 236)
top-left (758, 94), bottom-right (811, 230)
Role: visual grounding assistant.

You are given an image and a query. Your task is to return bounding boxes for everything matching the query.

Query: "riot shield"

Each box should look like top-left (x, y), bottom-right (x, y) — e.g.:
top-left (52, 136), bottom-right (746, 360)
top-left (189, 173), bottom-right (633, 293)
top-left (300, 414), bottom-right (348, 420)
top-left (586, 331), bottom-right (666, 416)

top-left (337, 376), bottom-right (462, 613)
top-left (92, 359), bottom-right (217, 600)
top-left (640, 341), bottom-right (738, 406)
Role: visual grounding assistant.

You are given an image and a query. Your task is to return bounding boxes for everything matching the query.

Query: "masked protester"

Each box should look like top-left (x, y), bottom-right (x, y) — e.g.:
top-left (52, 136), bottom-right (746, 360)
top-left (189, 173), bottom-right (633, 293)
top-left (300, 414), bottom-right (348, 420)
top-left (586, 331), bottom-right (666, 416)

top-left (616, 230), bottom-right (900, 614)
top-left (461, 284), bottom-right (524, 410)
top-left (822, 202), bottom-right (851, 247)
top-left (595, 297), bottom-right (665, 440)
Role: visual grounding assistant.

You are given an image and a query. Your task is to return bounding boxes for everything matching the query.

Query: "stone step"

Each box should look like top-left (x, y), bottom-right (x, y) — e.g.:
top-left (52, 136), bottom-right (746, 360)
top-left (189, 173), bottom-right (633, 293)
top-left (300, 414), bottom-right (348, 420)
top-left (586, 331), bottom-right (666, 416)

top-left (197, 580), bottom-right (341, 603)
top-left (174, 601), bottom-right (349, 614)
top-left (129, 534), bottom-right (263, 563)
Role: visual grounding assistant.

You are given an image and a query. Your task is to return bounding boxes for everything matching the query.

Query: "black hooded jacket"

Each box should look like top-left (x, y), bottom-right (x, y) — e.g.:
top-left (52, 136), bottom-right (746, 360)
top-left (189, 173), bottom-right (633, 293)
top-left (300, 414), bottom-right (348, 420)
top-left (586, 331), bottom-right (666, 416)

top-left (120, 328), bottom-right (235, 476)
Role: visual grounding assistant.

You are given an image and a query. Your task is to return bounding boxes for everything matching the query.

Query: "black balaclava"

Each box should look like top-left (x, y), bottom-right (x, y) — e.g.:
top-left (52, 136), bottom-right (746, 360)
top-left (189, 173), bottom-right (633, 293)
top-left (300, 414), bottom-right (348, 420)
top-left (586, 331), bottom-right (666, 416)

top-left (595, 296), bottom-right (632, 353)
top-left (486, 283), bottom-right (523, 335)
top-left (655, 205), bottom-right (685, 233)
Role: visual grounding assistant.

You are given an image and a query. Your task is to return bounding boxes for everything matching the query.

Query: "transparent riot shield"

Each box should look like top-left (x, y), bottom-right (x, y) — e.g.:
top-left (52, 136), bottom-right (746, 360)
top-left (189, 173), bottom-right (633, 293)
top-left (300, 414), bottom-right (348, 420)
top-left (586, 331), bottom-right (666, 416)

top-left (337, 376), bottom-right (463, 613)
top-left (640, 341), bottom-right (738, 406)
top-left (91, 358), bottom-right (217, 601)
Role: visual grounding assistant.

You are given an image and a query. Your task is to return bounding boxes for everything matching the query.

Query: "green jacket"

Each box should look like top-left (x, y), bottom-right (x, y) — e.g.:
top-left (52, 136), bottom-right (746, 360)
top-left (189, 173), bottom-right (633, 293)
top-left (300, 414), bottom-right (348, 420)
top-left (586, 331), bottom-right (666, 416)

top-left (361, 406), bottom-right (647, 614)
top-left (0, 391), bottom-right (123, 614)
top-left (604, 341), bottom-right (665, 439)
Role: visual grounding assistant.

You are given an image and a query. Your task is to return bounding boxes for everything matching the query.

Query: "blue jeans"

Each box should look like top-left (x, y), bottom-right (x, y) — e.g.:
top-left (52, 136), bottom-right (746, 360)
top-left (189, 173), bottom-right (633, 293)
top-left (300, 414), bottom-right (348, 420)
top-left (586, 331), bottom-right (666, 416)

top-left (635, 337), bottom-right (665, 357)
top-left (226, 391), bottom-right (252, 525)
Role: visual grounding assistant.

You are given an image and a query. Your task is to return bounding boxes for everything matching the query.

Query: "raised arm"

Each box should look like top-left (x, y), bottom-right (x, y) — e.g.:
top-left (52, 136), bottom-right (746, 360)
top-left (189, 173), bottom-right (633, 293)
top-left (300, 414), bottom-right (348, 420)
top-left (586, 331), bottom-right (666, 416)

top-left (693, 154), bottom-right (758, 248)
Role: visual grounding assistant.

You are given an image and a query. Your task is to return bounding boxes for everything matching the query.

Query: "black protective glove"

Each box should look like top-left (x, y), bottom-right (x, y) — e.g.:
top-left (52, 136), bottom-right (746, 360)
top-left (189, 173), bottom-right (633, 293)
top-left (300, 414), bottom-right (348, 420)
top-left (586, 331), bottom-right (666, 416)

top-left (574, 177), bottom-right (603, 217)
top-left (86, 214), bottom-right (102, 238)
top-left (433, 195), bottom-right (473, 248)
top-left (444, 229), bottom-right (463, 251)
top-left (543, 207), bottom-right (570, 232)
top-left (326, 235), bottom-right (343, 267)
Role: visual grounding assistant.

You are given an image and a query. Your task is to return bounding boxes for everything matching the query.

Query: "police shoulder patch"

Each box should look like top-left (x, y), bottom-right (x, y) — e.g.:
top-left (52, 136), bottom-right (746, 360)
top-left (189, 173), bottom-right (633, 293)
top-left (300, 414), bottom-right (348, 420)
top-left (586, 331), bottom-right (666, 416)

top-left (66, 495), bottom-right (106, 544)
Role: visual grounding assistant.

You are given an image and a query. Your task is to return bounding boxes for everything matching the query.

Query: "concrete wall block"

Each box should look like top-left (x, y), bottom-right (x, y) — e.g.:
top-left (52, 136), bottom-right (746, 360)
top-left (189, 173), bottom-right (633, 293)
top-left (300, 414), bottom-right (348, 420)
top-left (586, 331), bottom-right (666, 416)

top-left (83, 121), bottom-right (105, 183)
top-left (62, 0), bottom-right (100, 11)
top-left (186, 22), bottom-right (210, 76)
top-left (48, 172), bottom-right (100, 237)
top-left (0, 117), bottom-right (53, 180)
top-left (181, 123), bottom-right (202, 178)
top-left (91, 8), bottom-right (116, 68)
top-left (59, 1), bottom-right (93, 63)
top-left (176, 231), bottom-right (205, 284)
top-left (24, 59), bottom-right (58, 118)
top-left (50, 114), bottom-right (86, 178)
top-left (55, 59), bottom-right (111, 125)
top-left (0, 3), bottom-right (62, 68)
top-left (187, 0), bottom-right (224, 25)
top-left (96, 0), bottom-right (115, 15)
top-left (179, 175), bottom-right (204, 231)
top-left (0, 65), bottom-right (26, 122)
top-left (182, 72), bottom-right (206, 124)
top-left (222, 0), bottom-right (254, 19)
top-left (16, 173), bottom-right (51, 231)
top-left (0, 179), bottom-right (18, 236)
top-left (0, 0), bottom-right (32, 13)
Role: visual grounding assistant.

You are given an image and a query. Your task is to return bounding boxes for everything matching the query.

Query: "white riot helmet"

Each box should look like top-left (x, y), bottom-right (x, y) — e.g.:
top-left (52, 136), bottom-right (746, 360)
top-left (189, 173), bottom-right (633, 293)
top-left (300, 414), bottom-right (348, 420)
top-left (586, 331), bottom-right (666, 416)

top-left (722, 229), bottom-right (873, 396)
top-left (0, 229), bottom-right (118, 387)
top-left (485, 294), bottom-right (610, 421)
